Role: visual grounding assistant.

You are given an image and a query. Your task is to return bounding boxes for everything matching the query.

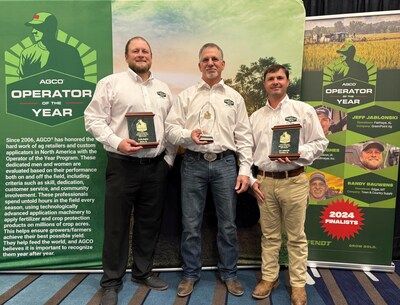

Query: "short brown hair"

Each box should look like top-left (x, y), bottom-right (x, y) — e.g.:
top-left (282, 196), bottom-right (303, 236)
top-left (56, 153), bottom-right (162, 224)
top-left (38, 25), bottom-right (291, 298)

top-left (263, 64), bottom-right (289, 81)
top-left (125, 36), bottom-right (152, 56)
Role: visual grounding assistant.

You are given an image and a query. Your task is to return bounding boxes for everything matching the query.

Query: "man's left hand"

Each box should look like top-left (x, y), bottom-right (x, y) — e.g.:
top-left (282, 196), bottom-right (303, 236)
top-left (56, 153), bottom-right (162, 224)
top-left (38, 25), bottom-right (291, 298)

top-left (276, 156), bottom-right (292, 164)
top-left (235, 175), bottom-right (249, 194)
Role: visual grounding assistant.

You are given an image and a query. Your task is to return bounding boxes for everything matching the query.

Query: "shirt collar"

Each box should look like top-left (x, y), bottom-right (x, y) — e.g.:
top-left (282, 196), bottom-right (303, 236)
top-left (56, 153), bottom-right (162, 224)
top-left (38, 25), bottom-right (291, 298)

top-left (197, 78), bottom-right (225, 91)
top-left (127, 68), bottom-right (154, 83)
top-left (266, 94), bottom-right (289, 110)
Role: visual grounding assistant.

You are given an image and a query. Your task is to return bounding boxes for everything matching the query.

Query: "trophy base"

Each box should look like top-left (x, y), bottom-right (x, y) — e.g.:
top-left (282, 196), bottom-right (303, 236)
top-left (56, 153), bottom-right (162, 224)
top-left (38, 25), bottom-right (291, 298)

top-left (138, 142), bottom-right (159, 149)
top-left (269, 153), bottom-right (300, 161)
top-left (199, 134), bottom-right (214, 143)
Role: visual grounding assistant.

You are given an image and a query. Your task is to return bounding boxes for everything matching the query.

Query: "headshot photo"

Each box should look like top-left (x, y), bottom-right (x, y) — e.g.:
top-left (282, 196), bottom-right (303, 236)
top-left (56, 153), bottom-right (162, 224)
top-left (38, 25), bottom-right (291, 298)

top-left (309, 172), bottom-right (329, 201)
top-left (314, 106), bottom-right (347, 136)
top-left (345, 140), bottom-right (393, 171)
top-left (315, 106), bottom-right (333, 136)
top-left (308, 171), bottom-right (343, 202)
top-left (359, 141), bottom-right (385, 171)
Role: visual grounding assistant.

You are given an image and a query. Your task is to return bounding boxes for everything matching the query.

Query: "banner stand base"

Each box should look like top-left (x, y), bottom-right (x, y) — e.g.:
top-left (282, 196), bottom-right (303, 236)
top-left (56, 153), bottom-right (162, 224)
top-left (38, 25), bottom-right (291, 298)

top-left (307, 260), bottom-right (395, 273)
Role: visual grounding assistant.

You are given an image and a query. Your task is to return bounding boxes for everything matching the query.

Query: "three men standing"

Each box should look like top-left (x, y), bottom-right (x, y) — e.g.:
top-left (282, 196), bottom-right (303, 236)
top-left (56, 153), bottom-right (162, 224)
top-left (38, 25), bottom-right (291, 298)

top-left (86, 36), bottom-right (327, 305)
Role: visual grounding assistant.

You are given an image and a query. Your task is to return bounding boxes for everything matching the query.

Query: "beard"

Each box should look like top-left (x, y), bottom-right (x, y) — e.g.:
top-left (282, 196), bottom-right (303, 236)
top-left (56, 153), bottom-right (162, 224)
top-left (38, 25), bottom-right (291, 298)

top-left (203, 70), bottom-right (220, 81)
top-left (362, 159), bottom-right (381, 170)
top-left (129, 61), bottom-right (151, 75)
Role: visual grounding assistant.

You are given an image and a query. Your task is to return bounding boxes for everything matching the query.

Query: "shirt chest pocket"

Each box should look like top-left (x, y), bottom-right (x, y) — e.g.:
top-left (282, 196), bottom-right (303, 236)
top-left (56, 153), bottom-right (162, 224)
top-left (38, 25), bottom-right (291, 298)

top-left (150, 92), bottom-right (169, 114)
top-left (218, 104), bottom-right (237, 126)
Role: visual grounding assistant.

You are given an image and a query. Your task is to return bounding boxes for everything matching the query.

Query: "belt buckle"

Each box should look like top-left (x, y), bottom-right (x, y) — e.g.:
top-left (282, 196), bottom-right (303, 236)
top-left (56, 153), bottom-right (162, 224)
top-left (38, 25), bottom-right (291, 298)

top-left (204, 152), bottom-right (217, 162)
top-left (271, 172), bottom-right (279, 179)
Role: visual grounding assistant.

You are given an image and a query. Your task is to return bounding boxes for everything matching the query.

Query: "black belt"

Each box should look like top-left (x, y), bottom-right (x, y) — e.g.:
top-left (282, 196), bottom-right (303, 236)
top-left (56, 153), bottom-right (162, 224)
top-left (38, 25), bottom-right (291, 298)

top-left (186, 149), bottom-right (235, 162)
top-left (107, 151), bottom-right (165, 164)
top-left (257, 167), bottom-right (304, 179)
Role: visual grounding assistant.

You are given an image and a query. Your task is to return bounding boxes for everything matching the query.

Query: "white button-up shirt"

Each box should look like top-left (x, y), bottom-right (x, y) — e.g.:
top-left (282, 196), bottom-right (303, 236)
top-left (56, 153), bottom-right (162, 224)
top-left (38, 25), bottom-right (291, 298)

top-left (250, 95), bottom-right (328, 182)
top-left (84, 69), bottom-right (176, 166)
top-left (165, 79), bottom-right (253, 177)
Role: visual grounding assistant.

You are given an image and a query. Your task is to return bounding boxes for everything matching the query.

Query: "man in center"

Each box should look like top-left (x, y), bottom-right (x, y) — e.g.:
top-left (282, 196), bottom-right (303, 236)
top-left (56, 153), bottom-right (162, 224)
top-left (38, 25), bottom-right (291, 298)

top-left (165, 43), bottom-right (253, 297)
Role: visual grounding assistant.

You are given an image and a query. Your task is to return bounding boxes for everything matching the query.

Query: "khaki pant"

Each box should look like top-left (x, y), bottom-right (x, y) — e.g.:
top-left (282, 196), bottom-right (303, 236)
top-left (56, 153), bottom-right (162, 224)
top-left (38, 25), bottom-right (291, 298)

top-left (257, 172), bottom-right (309, 287)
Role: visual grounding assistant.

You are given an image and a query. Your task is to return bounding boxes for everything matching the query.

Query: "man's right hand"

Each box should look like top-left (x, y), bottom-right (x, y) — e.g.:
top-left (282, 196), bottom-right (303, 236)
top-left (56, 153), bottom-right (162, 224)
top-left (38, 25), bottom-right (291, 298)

top-left (191, 129), bottom-right (209, 145)
top-left (117, 139), bottom-right (143, 154)
top-left (252, 181), bottom-right (265, 203)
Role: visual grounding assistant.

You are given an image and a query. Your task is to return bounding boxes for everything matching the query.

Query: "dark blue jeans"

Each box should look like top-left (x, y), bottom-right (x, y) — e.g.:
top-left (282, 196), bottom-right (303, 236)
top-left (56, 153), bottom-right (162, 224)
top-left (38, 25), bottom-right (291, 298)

top-left (180, 151), bottom-right (239, 281)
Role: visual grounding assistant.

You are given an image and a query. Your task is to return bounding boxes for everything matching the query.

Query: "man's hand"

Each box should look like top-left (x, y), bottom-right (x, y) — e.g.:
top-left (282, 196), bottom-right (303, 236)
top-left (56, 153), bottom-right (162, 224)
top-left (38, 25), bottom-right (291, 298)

top-left (275, 156), bottom-right (292, 164)
top-left (191, 129), bottom-right (209, 145)
top-left (235, 175), bottom-right (249, 194)
top-left (117, 139), bottom-right (143, 154)
top-left (275, 151), bottom-right (301, 164)
top-left (251, 181), bottom-right (265, 203)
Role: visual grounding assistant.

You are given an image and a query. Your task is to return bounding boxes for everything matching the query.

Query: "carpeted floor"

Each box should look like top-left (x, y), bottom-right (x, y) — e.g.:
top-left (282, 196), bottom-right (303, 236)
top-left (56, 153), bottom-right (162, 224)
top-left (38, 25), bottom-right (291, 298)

top-left (0, 262), bottom-right (399, 305)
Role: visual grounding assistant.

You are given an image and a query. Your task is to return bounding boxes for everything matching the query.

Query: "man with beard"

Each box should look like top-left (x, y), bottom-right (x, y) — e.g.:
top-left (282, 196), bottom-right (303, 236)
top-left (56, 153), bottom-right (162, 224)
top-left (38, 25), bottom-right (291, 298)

top-left (85, 37), bottom-right (176, 305)
top-left (359, 141), bottom-right (385, 171)
top-left (166, 43), bottom-right (253, 297)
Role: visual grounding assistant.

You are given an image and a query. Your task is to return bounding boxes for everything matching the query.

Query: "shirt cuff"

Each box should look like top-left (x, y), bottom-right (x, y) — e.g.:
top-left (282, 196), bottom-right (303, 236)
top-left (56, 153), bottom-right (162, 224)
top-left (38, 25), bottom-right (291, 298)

top-left (164, 153), bottom-right (175, 167)
top-left (108, 134), bottom-right (124, 150)
top-left (250, 175), bottom-right (257, 187)
top-left (182, 129), bottom-right (194, 146)
top-left (238, 165), bottom-right (251, 178)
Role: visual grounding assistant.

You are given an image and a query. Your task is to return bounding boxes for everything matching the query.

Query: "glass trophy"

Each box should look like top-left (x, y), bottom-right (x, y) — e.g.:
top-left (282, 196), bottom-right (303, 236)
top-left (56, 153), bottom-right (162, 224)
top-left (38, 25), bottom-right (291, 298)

top-left (269, 124), bottom-right (301, 160)
top-left (125, 112), bottom-right (159, 148)
top-left (198, 103), bottom-right (216, 143)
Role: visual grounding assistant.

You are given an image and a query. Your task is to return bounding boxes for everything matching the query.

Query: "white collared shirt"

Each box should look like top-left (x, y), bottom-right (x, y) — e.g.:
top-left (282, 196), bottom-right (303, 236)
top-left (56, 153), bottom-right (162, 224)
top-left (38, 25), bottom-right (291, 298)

top-left (250, 95), bottom-right (329, 183)
top-left (165, 79), bottom-right (253, 176)
top-left (84, 69), bottom-right (176, 166)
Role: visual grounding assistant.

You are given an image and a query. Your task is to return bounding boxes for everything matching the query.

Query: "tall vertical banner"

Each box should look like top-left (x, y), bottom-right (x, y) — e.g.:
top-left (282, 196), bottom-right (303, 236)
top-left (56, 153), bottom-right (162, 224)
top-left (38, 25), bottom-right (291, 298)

top-left (0, 1), bottom-right (112, 269)
top-left (302, 11), bottom-right (400, 271)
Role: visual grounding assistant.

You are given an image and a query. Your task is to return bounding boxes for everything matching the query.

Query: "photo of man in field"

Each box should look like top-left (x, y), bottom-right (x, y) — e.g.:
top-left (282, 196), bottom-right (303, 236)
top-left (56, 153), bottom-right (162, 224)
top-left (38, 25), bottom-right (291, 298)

top-left (303, 15), bottom-right (400, 74)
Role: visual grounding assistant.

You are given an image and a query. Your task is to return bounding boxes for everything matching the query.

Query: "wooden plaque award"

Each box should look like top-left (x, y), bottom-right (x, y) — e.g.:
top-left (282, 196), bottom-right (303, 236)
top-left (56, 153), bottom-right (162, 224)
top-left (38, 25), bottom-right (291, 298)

top-left (269, 124), bottom-right (301, 160)
top-left (125, 112), bottom-right (159, 148)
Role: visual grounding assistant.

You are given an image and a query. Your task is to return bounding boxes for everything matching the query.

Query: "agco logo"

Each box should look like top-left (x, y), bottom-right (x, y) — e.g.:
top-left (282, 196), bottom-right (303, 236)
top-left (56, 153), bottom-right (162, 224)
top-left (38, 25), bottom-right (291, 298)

top-left (322, 43), bottom-right (376, 109)
top-left (4, 11), bottom-right (97, 126)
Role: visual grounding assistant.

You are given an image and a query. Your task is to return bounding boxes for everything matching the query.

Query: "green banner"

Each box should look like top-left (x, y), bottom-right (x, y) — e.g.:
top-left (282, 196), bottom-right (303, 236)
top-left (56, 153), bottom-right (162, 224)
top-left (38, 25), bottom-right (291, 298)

top-left (0, 1), bottom-right (112, 269)
top-left (302, 12), bottom-right (400, 269)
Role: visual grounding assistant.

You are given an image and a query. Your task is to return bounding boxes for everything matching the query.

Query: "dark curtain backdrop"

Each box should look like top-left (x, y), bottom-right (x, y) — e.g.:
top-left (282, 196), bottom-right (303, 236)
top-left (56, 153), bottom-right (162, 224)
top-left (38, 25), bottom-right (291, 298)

top-left (302, 0), bottom-right (400, 260)
top-left (303, 0), bottom-right (400, 16)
